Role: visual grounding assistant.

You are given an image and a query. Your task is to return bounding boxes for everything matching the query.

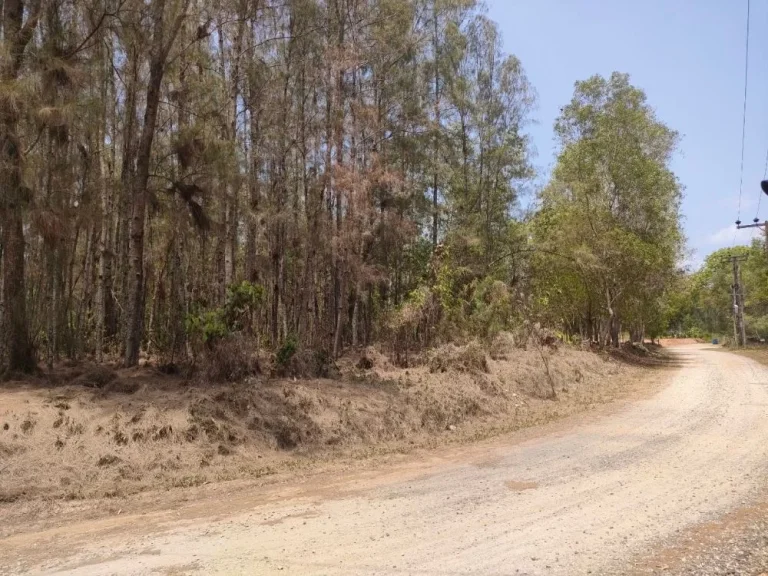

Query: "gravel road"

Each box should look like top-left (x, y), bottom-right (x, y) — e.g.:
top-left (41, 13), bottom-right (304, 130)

top-left (3, 345), bottom-right (768, 575)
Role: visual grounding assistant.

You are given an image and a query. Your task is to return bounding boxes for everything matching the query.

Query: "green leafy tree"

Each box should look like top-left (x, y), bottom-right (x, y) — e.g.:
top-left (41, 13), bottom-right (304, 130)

top-left (531, 73), bottom-right (683, 345)
top-left (676, 242), bottom-right (768, 341)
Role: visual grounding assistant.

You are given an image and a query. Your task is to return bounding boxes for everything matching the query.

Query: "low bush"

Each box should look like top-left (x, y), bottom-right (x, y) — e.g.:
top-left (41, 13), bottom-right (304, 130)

top-left (202, 336), bottom-right (260, 382)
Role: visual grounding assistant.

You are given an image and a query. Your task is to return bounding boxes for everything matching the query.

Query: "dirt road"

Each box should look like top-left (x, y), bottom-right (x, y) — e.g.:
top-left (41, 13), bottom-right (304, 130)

top-left (3, 345), bottom-right (768, 575)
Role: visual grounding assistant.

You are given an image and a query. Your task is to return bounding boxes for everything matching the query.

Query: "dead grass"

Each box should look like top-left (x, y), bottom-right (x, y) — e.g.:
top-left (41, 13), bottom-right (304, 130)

top-left (428, 341), bottom-right (489, 374)
top-left (728, 345), bottom-right (768, 367)
top-left (0, 336), bottom-right (670, 505)
top-left (200, 336), bottom-right (261, 382)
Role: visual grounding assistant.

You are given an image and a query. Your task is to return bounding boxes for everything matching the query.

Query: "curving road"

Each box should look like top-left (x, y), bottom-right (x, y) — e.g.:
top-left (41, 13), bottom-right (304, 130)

top-left (4, 345), bottom-right (768, 575)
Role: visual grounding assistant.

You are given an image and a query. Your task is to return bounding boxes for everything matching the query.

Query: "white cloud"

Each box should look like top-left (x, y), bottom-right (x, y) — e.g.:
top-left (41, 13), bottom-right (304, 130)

top-left (707, 224), bottom-right (757, 247)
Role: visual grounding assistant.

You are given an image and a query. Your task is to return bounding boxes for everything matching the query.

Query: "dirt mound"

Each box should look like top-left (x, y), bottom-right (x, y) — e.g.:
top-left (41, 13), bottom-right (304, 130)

top-left (0, 336), bottom-right (659, 503)
top-left (73, 367), bottom-right (118, 388)
top-left (608, 342), bottom-right (678, 367)
top-left (658, 338), bottom-right (701, 346)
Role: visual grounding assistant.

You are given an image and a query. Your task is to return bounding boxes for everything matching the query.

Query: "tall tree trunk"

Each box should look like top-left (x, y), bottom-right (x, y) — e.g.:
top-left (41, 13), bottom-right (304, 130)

top-left (125, 0), bottom-right (186, 366)
top-left (431, 4), bottom-right (440, 248)
top-left (118, 44), bottom-right (140, 353)
top-left (125, 52), bottom-right (163, 366)
top-left (95, 133), bottom-right (111, 360)
top-left (244, 16), bottom-right (262, 286)
top-left (332, 5), bottom-right (345, 357)
top-left (1, 206), bottom-right (34, 371)
top-left (605, 288), bottom-right (620, 347)
top-left (95, 15), bottom-right (113, 362)
top-left (0, 0), bottom-right (41, 372)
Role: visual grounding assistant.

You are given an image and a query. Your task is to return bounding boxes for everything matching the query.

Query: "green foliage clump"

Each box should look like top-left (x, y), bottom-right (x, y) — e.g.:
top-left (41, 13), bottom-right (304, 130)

top-left (185, 309), bottom-right (228, 345)
top-left (223, 281), bottom-right (265, 332)
top-left (467, 278), bottom-right (514, 339)
top-left (275, 337), bottom-right (297, 370)
top-left (186, 281), bottom-right (264, 348)
top-left (386, 243), bottom-right (520, 364)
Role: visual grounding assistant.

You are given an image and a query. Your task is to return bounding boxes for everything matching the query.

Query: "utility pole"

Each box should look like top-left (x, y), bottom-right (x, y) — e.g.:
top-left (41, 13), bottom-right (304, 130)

top-left (729, 181), bottom-right (768, 345)
top-left (735, 219), bottom-right (768, 258)
top-left (728, 254), bottom-right (748, 347)
top-left (731, 269), bottom-right (739, 346)
top-left (733, 216), bottom-right (768, 347)
top-left (738, 258), bottom-right (748, 346)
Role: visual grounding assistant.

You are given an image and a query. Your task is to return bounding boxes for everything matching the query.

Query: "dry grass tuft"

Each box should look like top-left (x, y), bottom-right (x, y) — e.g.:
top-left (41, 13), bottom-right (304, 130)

top-left (429, 341), bottom-right (489, 374)
top-left (74, 367), bottom-right (118, 388)
top-left (201, 337), bottom-right (260, 382)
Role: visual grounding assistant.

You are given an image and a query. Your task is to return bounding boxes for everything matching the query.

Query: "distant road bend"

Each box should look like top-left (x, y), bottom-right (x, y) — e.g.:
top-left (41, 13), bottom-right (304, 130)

top-left (3, 344), bottom-right (768, 575)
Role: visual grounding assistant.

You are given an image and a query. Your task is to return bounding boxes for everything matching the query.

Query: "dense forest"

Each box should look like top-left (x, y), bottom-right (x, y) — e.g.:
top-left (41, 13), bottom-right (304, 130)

top-left (0, 0), bottom-right (685, 375)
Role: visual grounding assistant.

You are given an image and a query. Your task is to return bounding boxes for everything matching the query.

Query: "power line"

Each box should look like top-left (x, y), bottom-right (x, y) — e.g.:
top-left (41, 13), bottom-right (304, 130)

top-left (737, 0), bottom-right (751, 226)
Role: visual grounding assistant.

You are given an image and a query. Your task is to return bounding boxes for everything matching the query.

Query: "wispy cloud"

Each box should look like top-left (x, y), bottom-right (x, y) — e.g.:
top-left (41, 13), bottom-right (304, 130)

top-left (708, 224), bottom-right (759, 248)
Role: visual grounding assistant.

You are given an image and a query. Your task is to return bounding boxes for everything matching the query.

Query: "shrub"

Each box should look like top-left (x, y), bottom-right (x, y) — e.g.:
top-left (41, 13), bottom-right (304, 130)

top-left (387, 286), bottom-right (440, 366)
top-left (468, 278), bottom-right (515, 339)
top-left (186, 281), bottom-right (266, 374)
top-left (223, 281), bottom-right (264, 333)
top-left (275, 337), bottom-right (297, 375)
top-left (203, 336), bottom-right (260, 382)
top-left (186, 309), bottom-right (228, 346)
top-left (186, 281), bottom-right (265, 347)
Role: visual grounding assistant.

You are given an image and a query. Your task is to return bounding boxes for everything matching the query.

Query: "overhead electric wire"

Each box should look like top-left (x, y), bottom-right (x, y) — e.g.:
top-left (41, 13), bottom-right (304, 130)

top-left (736, 0), bottom-right (751, 230)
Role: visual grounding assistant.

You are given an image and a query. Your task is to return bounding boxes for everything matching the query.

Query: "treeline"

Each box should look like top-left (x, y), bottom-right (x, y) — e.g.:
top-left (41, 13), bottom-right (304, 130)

top-left (0, 0), bottom-right (683, 374)
top-left (667, 241), bottom-right (768, 342)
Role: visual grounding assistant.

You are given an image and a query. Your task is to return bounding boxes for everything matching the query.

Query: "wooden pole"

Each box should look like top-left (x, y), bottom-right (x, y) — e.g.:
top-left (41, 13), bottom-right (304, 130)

top-left (730, 255), bottom-right (747, 346)
top-left (737, 257), bottom-right (747, 346)
top-left (731, 265), bottom-right (739, 346)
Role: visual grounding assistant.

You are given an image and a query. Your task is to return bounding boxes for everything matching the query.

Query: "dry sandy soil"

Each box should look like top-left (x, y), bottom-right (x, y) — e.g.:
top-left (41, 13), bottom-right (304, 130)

top-left (4, 344), bottom-right (768, 575)
top-left (0, 339), bottom-right (656, 507)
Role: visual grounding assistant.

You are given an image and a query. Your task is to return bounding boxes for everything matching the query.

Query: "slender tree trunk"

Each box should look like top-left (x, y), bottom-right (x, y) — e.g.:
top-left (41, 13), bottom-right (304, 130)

top-left (0, 0), bottom-right (41, 372)
top-left (95, 21), bottom-right (114, 361)
top-left (125, 56), bottom-right (161, 366)
top-left (244, 23), bottom-right (262, 285)
top-left (431, 4), bottom-right (440, 248)
top-left (118, 45), bottom-right (140, 353)
top-left (1, 206), bottom-right (34, 371)
top-left (125, 0), bottom-right (186, 366)
top-left (95, 131), bottom-right (111, 361)
top-left (224, 201), bottom-right (234, 288)
top-left (611, 316), bottom-right (620, 347)
top-left (604, 287), bottom-right (620, 347)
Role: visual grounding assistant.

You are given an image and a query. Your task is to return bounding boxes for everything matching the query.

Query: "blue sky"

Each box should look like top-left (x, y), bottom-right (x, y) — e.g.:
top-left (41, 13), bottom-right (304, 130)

top-left (488, 0), bottom-right (768, 268)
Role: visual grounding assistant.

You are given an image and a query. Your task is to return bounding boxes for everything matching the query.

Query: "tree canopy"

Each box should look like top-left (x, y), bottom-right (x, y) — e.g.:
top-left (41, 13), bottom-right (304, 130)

top-left (666, 241), bottom-right (768, 342)
top-left (530, 73), bottom-right (684, 345)
top-left (0, 1), bottom-right (688, 374)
